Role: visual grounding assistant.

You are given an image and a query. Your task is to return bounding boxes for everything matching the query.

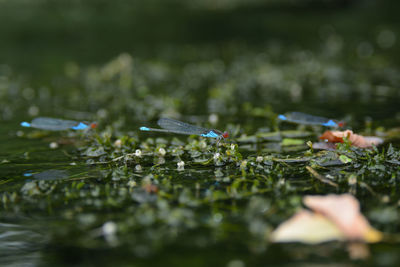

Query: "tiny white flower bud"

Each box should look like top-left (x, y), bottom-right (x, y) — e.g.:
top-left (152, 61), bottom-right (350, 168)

top-left (240, 160), bottom-right (247, 169)
top-left (49, 142), bottom-right (58, 149)
top-left (158, 147), bottom-right (166, 157)
top-left (134, 165), bottom-right (142, 172)
top-left (127, 180), bottom-right (137, 188)
top-left (102, 221), bottom-right (117, 236)
top-left (114, 139), bottom-right (122, 148)
top-left (177, 160), bottom-right (185, 170)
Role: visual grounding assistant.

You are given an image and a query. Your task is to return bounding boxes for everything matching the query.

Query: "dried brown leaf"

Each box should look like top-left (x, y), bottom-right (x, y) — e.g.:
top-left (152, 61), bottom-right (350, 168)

top-left (319, 130), bottom-right (383, 148)
top-left (303, 194), bottom-right (382, 242)
top-left (271, 210), bottom-right (345, 244)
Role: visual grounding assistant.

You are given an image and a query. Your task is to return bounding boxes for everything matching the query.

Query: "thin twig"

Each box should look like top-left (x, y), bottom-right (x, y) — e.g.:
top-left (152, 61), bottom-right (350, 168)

top-left (306, 166), bottom-right (338, 188)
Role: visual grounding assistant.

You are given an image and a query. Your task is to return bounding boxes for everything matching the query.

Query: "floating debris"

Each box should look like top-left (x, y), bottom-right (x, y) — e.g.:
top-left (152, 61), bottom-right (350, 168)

top-left (271, 194), bottom-right (382, 244)
top-left (319, 130), bottom-right (384, 148)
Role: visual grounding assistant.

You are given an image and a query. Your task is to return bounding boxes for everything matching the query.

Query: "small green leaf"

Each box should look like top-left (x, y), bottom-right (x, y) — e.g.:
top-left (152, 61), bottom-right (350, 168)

top-left (76, 182), bottom-right (85, 190)
top-left (339, 155), bottom-right (352, 163)
top-left (281, 138), bottom-right (304, 146)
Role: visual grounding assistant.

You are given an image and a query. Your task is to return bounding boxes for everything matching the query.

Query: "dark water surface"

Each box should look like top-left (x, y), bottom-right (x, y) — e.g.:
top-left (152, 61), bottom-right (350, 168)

top-left (1, 0), bottom-right (400, 266)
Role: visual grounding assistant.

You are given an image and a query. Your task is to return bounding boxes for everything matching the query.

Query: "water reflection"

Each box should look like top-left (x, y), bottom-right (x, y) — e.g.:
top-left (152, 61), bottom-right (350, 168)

top-left (0, 222), bottom-right (45, 267)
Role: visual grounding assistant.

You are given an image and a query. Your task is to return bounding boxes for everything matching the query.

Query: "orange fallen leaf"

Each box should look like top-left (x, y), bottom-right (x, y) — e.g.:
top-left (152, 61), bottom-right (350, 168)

top-left (303, 194), bottom-right (382, 242)
top-left (271, 210), bottom-right (345, 244)
top-left (319, 130), bottom-right (383, 148)
top-left (271, 194), bottom-right (382, 244)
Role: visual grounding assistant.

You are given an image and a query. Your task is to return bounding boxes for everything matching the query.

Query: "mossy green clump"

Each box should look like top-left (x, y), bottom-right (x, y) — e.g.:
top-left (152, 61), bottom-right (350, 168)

top-left (3, 119), bottom-right (400, 262)
top-left (1, 6), bottom-right (400, 262)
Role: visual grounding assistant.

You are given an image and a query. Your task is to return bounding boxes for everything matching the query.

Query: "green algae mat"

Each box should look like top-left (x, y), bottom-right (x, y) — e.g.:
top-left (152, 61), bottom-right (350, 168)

top-left (1, 0), bottom-right (400, 266)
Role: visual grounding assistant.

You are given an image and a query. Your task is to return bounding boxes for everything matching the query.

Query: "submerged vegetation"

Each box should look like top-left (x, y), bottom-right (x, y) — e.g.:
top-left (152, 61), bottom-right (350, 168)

top-left (1, 0), bottom-right (400, 266)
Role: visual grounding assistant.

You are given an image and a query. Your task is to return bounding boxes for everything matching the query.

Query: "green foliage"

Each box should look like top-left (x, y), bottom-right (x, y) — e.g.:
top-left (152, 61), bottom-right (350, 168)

top-left (1, 1), bottom-right (400, 264)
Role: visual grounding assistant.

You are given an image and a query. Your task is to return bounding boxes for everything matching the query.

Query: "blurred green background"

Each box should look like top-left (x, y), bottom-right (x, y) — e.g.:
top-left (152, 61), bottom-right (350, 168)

top-left (1, 0), bottom-right (399, 127)
top-left (1, 0), bottom-right (399, 74)
top-left (1, 1), bottom-right (400, 266)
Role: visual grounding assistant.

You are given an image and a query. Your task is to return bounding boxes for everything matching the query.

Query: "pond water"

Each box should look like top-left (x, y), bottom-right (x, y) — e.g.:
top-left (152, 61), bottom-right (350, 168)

top-left (1, 0), bottom-right (400, 266)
